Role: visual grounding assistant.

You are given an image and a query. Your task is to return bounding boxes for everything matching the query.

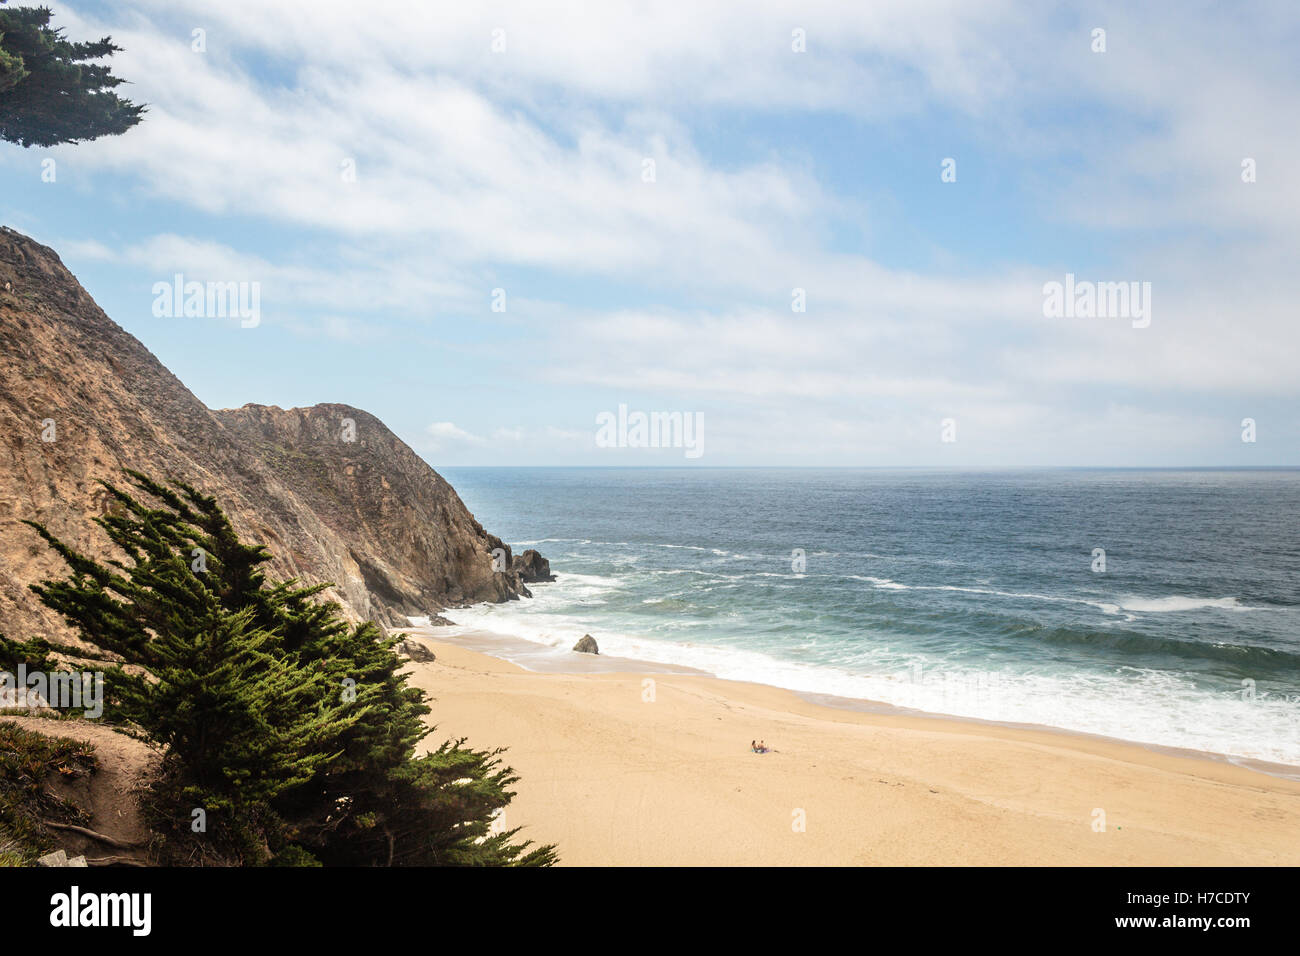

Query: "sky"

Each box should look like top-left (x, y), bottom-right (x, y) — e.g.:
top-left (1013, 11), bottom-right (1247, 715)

top-left (3, 0), bottom-right (1298, 466)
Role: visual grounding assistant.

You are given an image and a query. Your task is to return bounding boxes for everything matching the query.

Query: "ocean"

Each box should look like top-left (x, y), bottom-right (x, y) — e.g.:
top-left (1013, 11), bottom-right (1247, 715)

top-left (438, 468), bottom-right (1300, 767)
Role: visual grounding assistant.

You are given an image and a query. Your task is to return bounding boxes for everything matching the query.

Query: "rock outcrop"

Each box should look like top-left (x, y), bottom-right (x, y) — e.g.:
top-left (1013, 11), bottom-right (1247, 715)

top-left (511, 548), bottom-right (556, 583)
top-left (573, 634), bottom-right (599, 655)
top-left (213, 403), bottom-right (533, 621)
top-left (36, 849), bottom-right (88, 867)
top-left (0, 226), bottom-right (537, 639)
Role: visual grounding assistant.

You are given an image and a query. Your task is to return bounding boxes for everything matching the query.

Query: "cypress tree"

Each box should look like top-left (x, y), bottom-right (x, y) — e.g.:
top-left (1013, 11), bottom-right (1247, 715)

top-left (22, 470), bottom-right (556, 866)
top-left (0, 2), bottom-right (145, 147)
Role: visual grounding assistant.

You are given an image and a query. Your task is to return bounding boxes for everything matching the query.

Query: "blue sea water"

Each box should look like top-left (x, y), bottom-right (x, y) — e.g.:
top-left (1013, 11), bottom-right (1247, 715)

top-left (438, 468), bottom-right (1300, 766)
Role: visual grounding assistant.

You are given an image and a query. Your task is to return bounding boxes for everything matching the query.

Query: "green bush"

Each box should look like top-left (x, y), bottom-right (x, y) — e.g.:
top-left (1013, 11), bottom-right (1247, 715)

top-left (0, 723), bottom-right (95, 864)
top-left (21, 471), bottom-right (555, 866)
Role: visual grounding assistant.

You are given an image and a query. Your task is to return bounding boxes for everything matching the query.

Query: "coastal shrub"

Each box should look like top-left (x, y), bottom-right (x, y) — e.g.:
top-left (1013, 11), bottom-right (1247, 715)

top-left (24, 470), bottom-right (556, 866)
top-left (0, 722), bottom-right (95, 864)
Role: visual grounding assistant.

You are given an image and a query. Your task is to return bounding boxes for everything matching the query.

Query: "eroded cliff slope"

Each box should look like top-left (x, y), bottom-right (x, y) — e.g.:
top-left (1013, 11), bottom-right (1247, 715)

top-left (0, 226), bottom-right (531, 640)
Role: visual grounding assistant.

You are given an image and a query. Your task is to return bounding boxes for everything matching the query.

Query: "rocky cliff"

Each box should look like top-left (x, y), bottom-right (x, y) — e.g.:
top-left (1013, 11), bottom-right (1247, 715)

top-left (0, 226), bottom-right (535, 640)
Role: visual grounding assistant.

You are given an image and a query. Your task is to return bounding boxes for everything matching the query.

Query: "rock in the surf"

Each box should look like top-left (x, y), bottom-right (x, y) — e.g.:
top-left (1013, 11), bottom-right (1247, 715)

top-left (512, 548), bottom-right (556, 583)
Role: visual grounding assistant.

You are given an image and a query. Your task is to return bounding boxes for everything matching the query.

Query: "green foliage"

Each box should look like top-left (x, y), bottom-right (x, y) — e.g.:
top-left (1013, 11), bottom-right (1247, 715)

top-left (0, 631), bottom-right (137, 731)
top-left (0, 3), bottom-right (144, 146)
top-left (267, 843), bottom-right (321, 867)
top-left (26, 470), bottom-right (556, 866)
top-left (0, 632), bottom-right (57, 672)
top-left (0, 722), bottom-right (95, 864)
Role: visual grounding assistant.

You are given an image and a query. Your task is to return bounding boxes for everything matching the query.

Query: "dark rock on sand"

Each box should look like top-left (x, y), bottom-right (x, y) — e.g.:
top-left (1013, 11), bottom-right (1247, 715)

top-left (573, 634), bottom-right (599, 655)
top-left (398, 640), bottom-right (436, 662)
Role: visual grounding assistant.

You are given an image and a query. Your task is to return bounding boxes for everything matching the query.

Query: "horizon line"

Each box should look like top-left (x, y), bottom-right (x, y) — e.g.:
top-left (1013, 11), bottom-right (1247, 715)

top-left (429, 464), bottom-right (1300, 471)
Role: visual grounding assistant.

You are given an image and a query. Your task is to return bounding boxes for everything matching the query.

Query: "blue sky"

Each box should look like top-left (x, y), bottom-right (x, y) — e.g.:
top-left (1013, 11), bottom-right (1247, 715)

top-left (4, 1), bottom-right (1298, 466)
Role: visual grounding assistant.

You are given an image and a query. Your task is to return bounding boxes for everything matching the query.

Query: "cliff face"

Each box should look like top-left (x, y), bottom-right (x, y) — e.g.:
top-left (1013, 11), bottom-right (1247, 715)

top-left (0, 226), bottom-right (532, 639)
top-left (212, 403), bottom-right (527, 617)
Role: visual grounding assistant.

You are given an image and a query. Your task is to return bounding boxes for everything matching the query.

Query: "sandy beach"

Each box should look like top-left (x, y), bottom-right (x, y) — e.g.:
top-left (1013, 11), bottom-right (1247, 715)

top-left (404, 633), bottom-right (1300, 866)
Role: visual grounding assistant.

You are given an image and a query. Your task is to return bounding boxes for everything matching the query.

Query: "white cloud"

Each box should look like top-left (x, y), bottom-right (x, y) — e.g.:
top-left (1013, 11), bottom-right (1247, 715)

top-left (425, 421), bottom-right (487, 450)
top-left (23, 0), bottom-right (1300, 464)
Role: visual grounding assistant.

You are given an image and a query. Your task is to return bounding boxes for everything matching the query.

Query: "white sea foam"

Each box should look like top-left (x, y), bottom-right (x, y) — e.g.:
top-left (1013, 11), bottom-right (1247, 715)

top-left (847, 575), bottom-right (1256, 618)
top-left (443, 575), bottom-right (1300, 767)
top-left (546, 572), bottom-right (626, 593)
top-left (1117, 595), bottom-right (1253, 613)
top-left (851, 575), bottom-right (909, 590)
top-left (512, 538), bottom-right (593, 546)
